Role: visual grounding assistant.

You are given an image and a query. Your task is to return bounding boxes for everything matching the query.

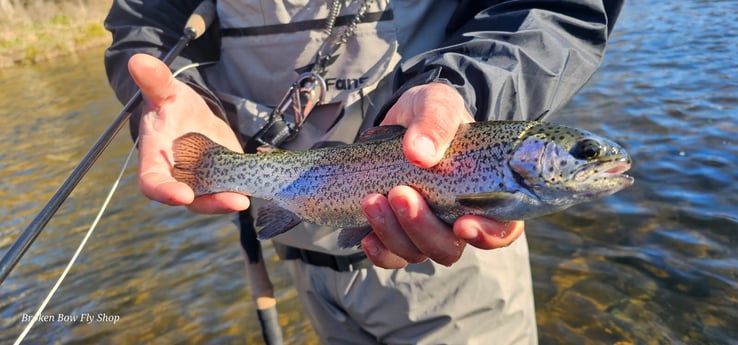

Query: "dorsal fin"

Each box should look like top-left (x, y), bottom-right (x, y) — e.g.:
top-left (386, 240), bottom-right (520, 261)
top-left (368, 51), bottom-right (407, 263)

top-left (533, 110), bottom-right (550, 121)
top-left (356, 125), bottom-right (406, 142)
top-left (311, 140), bottom-right (347, 149)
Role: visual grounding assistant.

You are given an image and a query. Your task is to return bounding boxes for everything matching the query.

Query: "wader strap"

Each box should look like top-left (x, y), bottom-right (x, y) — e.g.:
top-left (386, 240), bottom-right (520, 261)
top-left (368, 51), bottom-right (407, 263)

top-left (275, 242), bottom-right (371, 272)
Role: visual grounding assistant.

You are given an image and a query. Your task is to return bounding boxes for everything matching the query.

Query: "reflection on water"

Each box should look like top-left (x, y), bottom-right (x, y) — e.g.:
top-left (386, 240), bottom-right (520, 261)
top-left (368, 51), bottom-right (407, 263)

top-left (1, 0), bottom-right (737, 344)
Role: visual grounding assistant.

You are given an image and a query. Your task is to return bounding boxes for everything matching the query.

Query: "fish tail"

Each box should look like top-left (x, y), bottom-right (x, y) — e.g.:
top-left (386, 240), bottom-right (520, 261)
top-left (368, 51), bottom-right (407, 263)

top-left (172, 132), bottom-right (222, 190)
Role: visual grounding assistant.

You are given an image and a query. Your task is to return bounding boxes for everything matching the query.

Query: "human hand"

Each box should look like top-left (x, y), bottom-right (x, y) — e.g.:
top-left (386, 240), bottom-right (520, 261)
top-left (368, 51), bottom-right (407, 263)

top-left (360, 82), bottom-right (525, 269)
top-left (128, 53), bottom-right (250, 213)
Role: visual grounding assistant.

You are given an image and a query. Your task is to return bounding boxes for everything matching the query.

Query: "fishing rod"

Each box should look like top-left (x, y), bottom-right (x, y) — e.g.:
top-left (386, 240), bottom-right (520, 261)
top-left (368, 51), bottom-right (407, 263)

top-left (0, 1), bottom-right (215, 285)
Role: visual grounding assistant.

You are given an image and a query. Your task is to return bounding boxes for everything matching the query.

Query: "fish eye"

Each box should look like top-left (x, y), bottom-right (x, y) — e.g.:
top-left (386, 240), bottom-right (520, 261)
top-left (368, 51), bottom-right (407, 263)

top-left (570, 139), bottom-right (602, 160)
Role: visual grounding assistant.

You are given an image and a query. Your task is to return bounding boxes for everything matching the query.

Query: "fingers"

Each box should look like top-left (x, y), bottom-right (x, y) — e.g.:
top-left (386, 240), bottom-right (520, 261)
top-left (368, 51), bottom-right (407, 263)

top-left (138, 172), bottom-right (194, 206)
top-left (362, 186), bottom-right (525, 268)
top-left (365, 83), bottom-right (522, 268)
top-left (362, 193), bottom-right (426, 265)
top-left (382, 83), bottom-right (473, 168)
top-left (137, 109), bottom-right (191, 205)
top-left (138, 153), bottom-right (249, 212)
top-left (137, 140), bottom-right (250, 213)
top-left (385, 186), bottom-right (465, 266)
top-left (187, 192), bottom-right (251, 214)
top-left (453, 217), bottom-right (524, 250)
top-left (129, 54), bottom-right (248, 213)
top-left (365, 83), bottom-right (477, 267)
top-left (360, 233), bottom-right (409, 269)
top-left (362, 187), bottom-right (466, 268)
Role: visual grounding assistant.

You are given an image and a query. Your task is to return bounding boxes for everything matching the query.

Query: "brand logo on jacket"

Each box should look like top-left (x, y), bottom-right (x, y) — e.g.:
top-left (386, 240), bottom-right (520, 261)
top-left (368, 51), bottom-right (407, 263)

top-left (325, 76), bottom-right (368, 90)
top-left (295, 62), bottom-right (369, 91)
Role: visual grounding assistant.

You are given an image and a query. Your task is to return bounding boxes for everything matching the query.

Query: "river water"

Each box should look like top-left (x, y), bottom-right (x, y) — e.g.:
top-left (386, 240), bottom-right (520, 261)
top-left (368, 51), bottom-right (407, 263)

top-left (1, 1), bottom-right (736, 344)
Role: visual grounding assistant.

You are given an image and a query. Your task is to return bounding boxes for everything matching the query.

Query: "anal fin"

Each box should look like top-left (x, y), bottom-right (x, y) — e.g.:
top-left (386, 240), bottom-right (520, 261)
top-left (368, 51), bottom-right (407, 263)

top-left (337, 226), bottom-right (373, 249)
top-left (256, 202), bottom-right (303, 240)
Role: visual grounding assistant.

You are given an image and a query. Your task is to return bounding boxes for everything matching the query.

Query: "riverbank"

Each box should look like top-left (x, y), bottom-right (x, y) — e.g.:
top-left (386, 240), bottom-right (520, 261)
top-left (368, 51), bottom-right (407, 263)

top-left (0, 1), bottom-right (112, 68)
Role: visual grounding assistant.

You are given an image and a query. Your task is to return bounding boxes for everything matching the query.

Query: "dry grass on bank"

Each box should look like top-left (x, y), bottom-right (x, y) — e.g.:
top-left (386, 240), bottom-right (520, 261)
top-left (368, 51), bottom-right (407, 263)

top-left (0, 0), bottom-right (113, 67)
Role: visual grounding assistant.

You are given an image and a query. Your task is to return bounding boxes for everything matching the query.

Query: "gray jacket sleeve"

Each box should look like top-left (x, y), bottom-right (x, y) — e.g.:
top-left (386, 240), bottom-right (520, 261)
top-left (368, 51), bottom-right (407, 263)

top-left (381, 0), bottom-right (625, 123)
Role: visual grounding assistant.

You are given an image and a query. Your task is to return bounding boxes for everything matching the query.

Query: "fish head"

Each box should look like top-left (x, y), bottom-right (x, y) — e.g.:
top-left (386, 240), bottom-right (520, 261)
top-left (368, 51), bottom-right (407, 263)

top-left (508, 122), bottom-right (634, 207)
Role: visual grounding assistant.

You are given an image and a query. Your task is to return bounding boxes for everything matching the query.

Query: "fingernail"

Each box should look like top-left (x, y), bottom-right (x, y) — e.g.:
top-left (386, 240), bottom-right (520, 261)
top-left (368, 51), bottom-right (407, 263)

top-left (413, 135), bottom-right (436, 158)
top-left (459, 222), bottom-right (513, 246)
top-left (391, 197), bottom-right (409, 217)
top-left (488, 221), bottom-right (514, 239)
top-left (364, 203), bottom-right (385, 225)
top-left (364, 237), bottom-right (381, 257)
top-left (495, 228), bottom-right (508, 239)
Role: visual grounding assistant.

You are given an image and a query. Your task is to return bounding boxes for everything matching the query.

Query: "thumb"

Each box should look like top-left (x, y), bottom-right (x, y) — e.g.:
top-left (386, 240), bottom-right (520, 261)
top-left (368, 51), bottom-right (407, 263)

top-left (128, 53), bottom-right (176, 107)
top-left (400, 83), bottom-right (473, 168)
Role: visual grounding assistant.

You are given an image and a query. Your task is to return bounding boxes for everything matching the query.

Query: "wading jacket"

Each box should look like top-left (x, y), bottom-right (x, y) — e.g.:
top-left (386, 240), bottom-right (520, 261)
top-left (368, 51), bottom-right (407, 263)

top-left (105, 0), bottom-right (624, 254)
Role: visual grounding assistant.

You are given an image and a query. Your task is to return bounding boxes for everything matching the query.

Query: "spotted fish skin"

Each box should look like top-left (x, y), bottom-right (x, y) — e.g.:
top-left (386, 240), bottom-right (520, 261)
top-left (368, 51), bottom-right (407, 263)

top-left (172, 121), bottom-right (633, 246)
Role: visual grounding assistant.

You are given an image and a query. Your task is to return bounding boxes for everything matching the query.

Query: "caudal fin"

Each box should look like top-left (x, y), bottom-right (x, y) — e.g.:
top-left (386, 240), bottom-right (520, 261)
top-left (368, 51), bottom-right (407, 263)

top-left (172, 132), bottom-right (222, 190)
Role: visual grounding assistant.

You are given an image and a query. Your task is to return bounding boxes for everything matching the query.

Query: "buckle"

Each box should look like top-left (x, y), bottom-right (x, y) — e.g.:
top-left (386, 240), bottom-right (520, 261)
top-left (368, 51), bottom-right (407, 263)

top-left (332, 252), bottom-right (371, 272)
top-left (249, 72), bottom-right (327, 148)
top-left (333, 255), bottom-right (353, 272)
top-left (284, 246), bottom-right (370, 272)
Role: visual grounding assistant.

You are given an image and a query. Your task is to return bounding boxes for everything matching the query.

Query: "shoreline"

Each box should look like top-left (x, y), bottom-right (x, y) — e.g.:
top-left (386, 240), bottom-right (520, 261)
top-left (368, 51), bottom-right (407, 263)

top-left (0, 2), bottom-right (112, 68)
top-left (0, 35), bottom-right (112, 69)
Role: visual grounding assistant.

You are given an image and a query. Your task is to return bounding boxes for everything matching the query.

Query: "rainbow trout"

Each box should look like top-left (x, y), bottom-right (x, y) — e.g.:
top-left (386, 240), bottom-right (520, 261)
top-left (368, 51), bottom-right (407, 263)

top-left (172, 121), bottom-right (633, 248)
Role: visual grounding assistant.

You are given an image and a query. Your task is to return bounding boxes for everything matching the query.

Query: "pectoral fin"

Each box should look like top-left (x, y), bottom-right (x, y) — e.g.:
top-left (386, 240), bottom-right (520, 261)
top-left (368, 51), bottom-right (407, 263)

top-left (456, 192), bottom-right (521, 209)
top-left (256, 202), bottom-right (303, 240)
top-left (337, 226), bottom-right (373, 249)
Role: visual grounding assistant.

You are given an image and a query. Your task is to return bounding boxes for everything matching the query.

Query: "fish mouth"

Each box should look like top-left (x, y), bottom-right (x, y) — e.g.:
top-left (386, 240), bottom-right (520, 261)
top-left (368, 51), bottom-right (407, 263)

top-left (576, 158), bottom-right (634, 186)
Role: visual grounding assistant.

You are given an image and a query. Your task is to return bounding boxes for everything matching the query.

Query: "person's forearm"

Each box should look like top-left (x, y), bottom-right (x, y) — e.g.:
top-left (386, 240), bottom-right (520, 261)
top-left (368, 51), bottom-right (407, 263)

top-left (392, 0), bottom-right (625, 122)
